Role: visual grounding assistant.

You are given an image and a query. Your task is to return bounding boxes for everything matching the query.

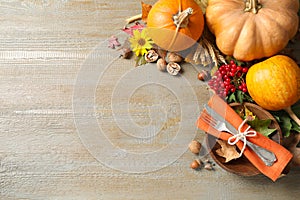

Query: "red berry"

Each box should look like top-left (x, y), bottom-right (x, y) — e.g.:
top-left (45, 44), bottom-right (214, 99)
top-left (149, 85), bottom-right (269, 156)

top-left (224, 66), bottom-right (230, 72)
top-left (231, 68), bottom-right (237, 73)
top-left (230, 84), bottom-right (235, 89)
top-left (242, 67), bottom-right (248, 73)
top-left (224, 81), bottom-right (230, 87)
top-left (229, 72), bottom-right (235, 77)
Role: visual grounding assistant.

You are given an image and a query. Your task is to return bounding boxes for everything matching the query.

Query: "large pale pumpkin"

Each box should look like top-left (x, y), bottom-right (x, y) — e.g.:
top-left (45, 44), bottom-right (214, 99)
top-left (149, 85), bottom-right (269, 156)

top-left (147, 0), bottom-right (204, 52)
top-left (206, 0), bottom-right (299, 61)
top-left (246, 55), bottom-right (300, 125)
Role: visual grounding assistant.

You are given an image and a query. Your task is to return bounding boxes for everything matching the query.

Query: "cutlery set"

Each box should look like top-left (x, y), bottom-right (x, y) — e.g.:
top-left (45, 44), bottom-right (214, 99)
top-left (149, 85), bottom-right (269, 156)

top-left (201, 104), bottom-right (277, 166)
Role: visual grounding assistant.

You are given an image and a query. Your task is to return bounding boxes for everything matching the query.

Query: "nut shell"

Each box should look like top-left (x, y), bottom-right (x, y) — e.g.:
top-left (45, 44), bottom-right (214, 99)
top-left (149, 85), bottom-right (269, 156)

top-left (145, 50), bottom-right (159, 62)
top-left (198, 70), bottom-right (210, 81)
top-left (167, 52), bottom-right (183, 63)
top-left (204, 163), bottom-right (213, 170)
top-left (166, 62), bottom-right (181, 76)
top-left (190, 159), bottom-right (202, 170)
top-left (189, 140), bottom-right (202, 154)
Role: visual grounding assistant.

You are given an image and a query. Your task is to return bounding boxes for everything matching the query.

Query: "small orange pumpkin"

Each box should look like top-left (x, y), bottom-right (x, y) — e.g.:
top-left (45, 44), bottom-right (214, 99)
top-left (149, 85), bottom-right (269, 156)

top-left (147, 0), bottom-right (204, 52)
top-left (246, 55), bottom-right (300, 125)
top-left (206, 0), bottom-right (299, 61)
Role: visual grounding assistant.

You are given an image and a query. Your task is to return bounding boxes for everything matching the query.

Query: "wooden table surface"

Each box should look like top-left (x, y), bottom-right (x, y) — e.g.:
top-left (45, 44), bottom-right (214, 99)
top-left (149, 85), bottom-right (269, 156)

top-left (1, 0), bottom-right (300, 199)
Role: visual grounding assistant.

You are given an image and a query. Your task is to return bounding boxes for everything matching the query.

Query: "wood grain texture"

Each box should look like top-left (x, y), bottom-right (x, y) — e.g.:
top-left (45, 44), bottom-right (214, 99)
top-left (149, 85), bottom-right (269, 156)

top-left (0, 0), bottom-right (300, 199)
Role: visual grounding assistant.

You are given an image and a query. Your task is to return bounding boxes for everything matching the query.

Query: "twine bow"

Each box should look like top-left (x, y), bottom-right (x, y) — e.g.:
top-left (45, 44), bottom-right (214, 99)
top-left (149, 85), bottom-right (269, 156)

top-left (227, 117), bottom-right (257, 157)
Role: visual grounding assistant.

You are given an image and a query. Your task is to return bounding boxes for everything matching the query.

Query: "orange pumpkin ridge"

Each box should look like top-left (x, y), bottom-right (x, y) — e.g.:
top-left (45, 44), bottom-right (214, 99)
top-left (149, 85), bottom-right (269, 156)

top-left (206, 0), bottom-right (299, 61)
top-left (246, 55), bottom-right (300, 111)
top-left (147, 0), bottom-right (204, 52)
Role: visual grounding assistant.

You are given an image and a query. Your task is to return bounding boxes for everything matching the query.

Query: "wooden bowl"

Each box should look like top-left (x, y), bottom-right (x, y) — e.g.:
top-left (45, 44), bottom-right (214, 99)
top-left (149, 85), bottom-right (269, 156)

top-left (206, 102), bottom-right (282, 176)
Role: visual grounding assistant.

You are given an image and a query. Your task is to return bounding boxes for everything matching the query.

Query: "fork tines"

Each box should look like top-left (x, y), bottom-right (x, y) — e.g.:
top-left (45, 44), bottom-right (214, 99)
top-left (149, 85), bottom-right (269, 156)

top-left (200, 110), bottom-right (217, 126)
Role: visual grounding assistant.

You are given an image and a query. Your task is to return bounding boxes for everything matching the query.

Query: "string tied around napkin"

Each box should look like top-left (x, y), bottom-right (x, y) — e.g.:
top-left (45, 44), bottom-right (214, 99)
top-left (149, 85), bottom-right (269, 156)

top-left (227, 117), bottom-right (257, 157)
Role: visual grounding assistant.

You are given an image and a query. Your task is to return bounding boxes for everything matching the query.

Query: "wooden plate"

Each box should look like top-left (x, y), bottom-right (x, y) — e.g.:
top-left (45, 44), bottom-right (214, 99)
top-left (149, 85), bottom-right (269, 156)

top-left (206, 102), bottom-right (282, 176)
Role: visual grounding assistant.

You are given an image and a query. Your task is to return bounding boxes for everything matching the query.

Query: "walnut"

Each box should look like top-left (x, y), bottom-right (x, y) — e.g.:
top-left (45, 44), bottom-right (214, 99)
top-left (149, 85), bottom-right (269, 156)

top-left (145, 49), bottom-right (159, 62)
top-left (166, 62), bottom-right (181, 76)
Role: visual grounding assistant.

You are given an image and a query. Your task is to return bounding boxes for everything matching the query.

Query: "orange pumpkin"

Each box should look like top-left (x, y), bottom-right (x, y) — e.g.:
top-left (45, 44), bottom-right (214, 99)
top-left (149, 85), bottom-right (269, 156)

top-left (246, 55), bottom-right (300, 125)
top-left (147, 0), bottom-right (204, 52)
top-left (206, 0), bottom-right (299, 61)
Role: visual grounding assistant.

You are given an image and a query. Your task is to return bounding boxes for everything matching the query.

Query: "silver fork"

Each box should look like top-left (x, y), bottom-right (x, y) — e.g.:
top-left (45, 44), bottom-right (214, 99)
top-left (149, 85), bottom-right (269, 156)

top-left (201, 111), bottom-right (276, 166)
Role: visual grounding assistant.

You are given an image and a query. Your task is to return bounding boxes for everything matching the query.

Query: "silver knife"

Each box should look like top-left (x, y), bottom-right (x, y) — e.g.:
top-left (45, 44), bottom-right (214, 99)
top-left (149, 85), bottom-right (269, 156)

top-left (204, 104), bottom-right (277, 166)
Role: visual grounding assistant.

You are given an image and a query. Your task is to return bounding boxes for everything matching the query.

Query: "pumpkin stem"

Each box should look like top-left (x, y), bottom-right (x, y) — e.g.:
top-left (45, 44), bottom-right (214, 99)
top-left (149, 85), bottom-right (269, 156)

top-left (173, 7), bottom-right (193, 28)
top-left (167, 7), bottom-right (193, 50)
top-left (244, 0), bottom-right (262, 14)
top-left (284, 106), bottom-right (300, 127)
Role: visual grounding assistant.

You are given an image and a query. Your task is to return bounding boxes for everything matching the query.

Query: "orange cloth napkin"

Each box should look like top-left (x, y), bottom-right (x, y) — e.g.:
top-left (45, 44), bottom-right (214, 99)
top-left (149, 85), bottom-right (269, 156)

top-left (196, 94), bottom-right (293, 181)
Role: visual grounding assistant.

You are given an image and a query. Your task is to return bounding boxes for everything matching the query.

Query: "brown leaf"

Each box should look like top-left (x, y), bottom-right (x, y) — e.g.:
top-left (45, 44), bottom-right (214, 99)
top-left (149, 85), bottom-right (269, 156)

top-left (216, 139), bottom-right (240, 163)
top-left (141, 1), bottom-right (152, 23)
top-left (108, 35), bottom-right (121, 49)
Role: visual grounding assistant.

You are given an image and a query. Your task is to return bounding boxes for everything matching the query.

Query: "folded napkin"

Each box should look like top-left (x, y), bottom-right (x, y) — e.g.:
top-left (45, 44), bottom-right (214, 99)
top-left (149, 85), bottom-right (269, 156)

top-left (196, 94), bottom-right (293, 181)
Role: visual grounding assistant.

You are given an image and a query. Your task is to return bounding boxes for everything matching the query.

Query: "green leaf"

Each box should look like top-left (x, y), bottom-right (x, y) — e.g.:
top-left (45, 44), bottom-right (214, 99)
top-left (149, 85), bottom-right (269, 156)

top-left (135, 55), bottom-right (147, 67)
top-left (270, 109), bottom-right (296, 137)
top-left (280, 114), bottom-right (293, 137)
top-left (291, 120), bottom-right (300, 132)
top-left (236, 90), bottom-right (243, 103)
top-left (227, 92), bottom-right (236, 103)
top-left (243, 93), bottom-right (254, 103)
top-left (247, 118), bottom-right (277, 137)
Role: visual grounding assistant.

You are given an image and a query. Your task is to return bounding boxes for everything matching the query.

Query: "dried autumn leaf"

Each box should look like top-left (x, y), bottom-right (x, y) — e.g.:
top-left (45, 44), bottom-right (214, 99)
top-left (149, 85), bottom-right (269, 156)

top-left (244, 106), bottom-right (256, 120)
top-left (216, 139), bottom-right (240, 163)
top-left (122, 22), bottom-right (145, 36)
top-left (108, 35), bottom-right (121, 49)
top-left (141, 1), bottom-right (152, 22)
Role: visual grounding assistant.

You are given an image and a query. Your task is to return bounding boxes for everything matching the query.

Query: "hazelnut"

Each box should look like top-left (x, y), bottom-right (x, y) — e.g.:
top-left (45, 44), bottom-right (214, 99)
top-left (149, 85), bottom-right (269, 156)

top-left (197, 70), bottom-right (210, 81)
top-left (156, 48), bottom-right (167, 59)
top-left (166, 52), bottom-right (183, 63)
top-left (190, 159), bottom-right (202, 170)
top-left (145, 50), bottom-right (159, 62)
top-left (166, 62), bottom-right (181, 76)
top-left (157, 58), bottom-right (167, 71)
top-left (189, 140), bottom-right (202, 154)
top-left (120, 47), bottom-right (132, 59)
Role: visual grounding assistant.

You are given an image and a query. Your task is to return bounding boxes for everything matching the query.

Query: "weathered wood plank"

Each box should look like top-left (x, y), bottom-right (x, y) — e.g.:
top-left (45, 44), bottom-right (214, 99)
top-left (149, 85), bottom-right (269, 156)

top-left (0, 0), bottom-right (300, 199)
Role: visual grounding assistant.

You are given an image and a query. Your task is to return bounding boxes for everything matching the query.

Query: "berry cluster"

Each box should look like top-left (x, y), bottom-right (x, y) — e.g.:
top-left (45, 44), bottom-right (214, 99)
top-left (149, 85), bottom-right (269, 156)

top-left (208, 60), bottom-right (249, 98)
